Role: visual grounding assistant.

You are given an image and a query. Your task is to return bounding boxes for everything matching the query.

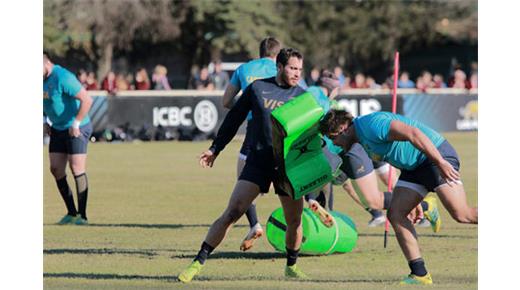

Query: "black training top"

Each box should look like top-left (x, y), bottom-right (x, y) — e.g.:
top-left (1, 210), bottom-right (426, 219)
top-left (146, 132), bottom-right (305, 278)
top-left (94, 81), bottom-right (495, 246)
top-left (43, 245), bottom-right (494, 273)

top-left (209, 77), bottom-right (305, 155)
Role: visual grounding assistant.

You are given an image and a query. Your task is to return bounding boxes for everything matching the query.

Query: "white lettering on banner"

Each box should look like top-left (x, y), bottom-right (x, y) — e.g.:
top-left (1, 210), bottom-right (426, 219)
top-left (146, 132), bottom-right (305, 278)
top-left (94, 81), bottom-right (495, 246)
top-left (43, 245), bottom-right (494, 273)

top-left (336, 98), bottom-right (382, 116)
top-left (153, 106), bottom-right (193, 127)
top-left (360, 99), bottom-right (381, 115)
top-left (337, 99), bottom-right (358, 116)
top-left (194, 100), bottom-right (218, 132)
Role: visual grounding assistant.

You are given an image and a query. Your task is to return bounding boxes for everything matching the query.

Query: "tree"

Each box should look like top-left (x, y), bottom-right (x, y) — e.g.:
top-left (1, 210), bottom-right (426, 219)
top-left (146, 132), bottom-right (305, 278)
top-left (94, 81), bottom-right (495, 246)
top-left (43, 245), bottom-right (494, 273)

top-left (44, 0), bottom-right (184, 79)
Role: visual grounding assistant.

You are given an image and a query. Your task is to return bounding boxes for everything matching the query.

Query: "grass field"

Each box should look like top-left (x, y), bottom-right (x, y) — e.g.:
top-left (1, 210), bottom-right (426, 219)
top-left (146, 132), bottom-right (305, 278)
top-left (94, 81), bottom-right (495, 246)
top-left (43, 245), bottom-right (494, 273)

top-left (43, 132), bottom-right (477, 289)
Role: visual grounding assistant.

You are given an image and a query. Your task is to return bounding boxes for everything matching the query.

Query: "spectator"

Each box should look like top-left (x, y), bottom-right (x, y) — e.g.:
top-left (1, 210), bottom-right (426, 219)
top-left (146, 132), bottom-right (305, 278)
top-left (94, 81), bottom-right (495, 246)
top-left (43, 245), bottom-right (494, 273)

top-left (86, 72), bottom-right (99, 90)
top-left (78, 69), bottom-right (88, 88)
top-left (416, 71), bottom-right (434, 92)
top-left (334, 66), bottom-right (346, 88)
top-left (194, 66), bottom-right (215, 91)
top-left (366, 76), bottom-right (381, 89)
top-left (115, 73), bottom-right (130, 91)
top-left (351, 72), bottom-right (368, 89)
top-left (449, 69), bottom-right (470, 89)
top-left (398, 71), bottom-right (415, 88)
top-left (188, 65), bottom-right (200, 89)
top-left (134, 68), bottom-right (151, 90)
top-left (469, 73), bottom-right (478, 89)
top-left (102, 71), bottom-right (117, 94)
top-left (126, 73), bottom-right (135, 90)
top-left (433, 74), bottom-right (447, 88)
top-left (211, 61), bottom-right (230, 90)
top-left (152, 65), bottom-right (171, 90)
top-left (306, 67), bottom-right (320, 87)
top-left (415, 76), bottom-right (425, 92)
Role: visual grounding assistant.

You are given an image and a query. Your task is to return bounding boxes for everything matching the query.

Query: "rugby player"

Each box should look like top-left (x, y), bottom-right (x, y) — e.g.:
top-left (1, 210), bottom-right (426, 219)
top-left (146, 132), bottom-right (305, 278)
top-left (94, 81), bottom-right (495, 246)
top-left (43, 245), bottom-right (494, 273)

top-left (222, 37), bottom-right (281, 251)
top-left (43, 52), bottom-right (93, 225)
top-left (179, 48), bottom-right (308, 282)
top-left (306, 71), bottom-right (438, 229)
top-left (320, 109), bottom-right (478, 285)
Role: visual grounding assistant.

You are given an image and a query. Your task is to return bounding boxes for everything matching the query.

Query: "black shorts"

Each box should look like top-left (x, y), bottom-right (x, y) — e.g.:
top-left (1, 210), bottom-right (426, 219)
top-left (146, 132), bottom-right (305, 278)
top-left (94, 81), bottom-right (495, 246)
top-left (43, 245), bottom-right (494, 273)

top-left (238, 148), bottom-right (288, 196)
top-left (49, 123), bottom-right (92, 154)
top-left (372, 160), bottom-right (387, 169)
top-left (396, 140), bottom-right (461, 196)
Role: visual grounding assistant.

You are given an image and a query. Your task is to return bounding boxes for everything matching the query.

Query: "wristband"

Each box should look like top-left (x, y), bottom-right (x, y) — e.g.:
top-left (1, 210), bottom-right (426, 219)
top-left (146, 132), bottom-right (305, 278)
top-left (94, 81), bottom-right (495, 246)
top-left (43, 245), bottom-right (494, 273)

top-left (72, 119), bottom-right (81, 129)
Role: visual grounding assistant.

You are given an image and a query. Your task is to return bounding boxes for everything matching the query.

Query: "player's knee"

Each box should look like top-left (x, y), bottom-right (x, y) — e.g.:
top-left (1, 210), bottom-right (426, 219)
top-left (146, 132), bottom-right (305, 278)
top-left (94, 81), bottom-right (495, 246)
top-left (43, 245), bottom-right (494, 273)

top-left (387, 207), bottom-right (405, 224)
top-left (364, 197), bottom-right (383, 210)
top-left (70, 165), bottom-right (85, 176)
top-left (49, 165), bottom-right (65, 178)
top-left (223, 207), bottom-right (243, 224)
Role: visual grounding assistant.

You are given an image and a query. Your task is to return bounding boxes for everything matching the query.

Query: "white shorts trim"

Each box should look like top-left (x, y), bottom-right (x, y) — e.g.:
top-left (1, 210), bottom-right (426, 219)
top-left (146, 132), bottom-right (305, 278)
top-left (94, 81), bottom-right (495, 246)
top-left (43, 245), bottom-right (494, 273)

top-left (238, 153), bottom-right (248, 161)
top-left (434, 180), bottom-right (463, 191)
top-left (395, 180), bottom-right (429, 197)
top-left (375, 163), bottom-right (390, 175)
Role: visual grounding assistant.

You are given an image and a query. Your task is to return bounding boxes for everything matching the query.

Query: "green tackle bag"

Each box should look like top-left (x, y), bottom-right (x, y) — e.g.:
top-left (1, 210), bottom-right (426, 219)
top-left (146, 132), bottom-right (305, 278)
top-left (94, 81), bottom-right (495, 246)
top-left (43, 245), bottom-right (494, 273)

top-left (271, 92), bottom-right (337, 200)
top-left (265, 207), bottom-right (358, 255)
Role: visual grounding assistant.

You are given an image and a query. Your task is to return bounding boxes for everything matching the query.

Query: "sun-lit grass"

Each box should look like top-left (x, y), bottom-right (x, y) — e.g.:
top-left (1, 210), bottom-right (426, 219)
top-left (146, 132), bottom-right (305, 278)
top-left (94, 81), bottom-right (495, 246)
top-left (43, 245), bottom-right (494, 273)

top-left (44, 132), bottom-right (477, 289)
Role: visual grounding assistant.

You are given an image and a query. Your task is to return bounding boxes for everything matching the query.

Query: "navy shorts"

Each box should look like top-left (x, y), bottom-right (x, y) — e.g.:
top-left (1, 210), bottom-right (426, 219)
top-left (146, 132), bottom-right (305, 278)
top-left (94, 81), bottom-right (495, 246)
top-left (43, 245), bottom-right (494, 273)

top-left (396, 140), bottom-right (461, 197)
top-left (339, 143), bottom-right (375, 180)
top-left (239, 148), bottom-right (287, 196)
top-left (49, 123), bottom-right (92, 154)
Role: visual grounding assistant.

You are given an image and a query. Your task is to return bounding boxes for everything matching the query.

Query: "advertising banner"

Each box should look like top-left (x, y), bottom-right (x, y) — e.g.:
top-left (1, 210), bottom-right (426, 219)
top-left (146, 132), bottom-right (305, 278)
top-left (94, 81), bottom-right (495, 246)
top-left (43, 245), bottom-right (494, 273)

top-left (403, 94), bottom-right (478, 132)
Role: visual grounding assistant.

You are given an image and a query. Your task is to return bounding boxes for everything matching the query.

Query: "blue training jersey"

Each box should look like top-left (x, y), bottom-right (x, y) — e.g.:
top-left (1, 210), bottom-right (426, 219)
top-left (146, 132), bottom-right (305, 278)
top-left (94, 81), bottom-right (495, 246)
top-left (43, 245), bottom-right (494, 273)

top-left (230, 58), bottom-right (277, 121)
top-left (43, 65), bottom-right (90, 130)
top-left (353, 112), bottom-right (445, 170)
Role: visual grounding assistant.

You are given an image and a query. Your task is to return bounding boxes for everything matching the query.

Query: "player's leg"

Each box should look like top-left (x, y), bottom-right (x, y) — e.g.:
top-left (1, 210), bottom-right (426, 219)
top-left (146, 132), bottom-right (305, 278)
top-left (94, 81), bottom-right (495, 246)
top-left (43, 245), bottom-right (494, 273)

top-left (435, 183), bottom-right (477, 224)
top-left (49, 128), bottom-right (78, 224)
top-left (237, 155), bottom-right (263, 251)
top-left (67, 123), bottom-right (92, 225)
top-left (387, 186), bottom-right (433, 285)
top-left (341, 144), bottom-right (386, 226)
top-left (278, 194), bottom-right (307, 279)
top-left (179, 180), bottom-right (261, 283)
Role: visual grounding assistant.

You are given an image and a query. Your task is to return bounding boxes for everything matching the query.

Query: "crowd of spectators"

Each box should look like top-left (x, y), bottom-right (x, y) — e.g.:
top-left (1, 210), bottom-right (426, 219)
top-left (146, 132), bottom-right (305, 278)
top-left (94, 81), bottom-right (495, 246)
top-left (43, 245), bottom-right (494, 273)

top-left (77, 61), bottom-right (477, 93)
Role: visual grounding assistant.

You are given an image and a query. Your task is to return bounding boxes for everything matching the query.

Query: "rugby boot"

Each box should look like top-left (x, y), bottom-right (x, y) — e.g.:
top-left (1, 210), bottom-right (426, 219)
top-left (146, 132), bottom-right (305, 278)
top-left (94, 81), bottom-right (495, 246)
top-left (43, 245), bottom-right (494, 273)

top-left (240, 223), bottom-right (264, 251)
top-left (308, 200), bottom-right (334, 227)
top-left (57, 214), bottom-right (78, 225)
top-left (74, 217), bottom-right (89, 225)
top-left (423, 195), bottom-right (442, 233)
top-left (178, 260), bottom-right (203, 283)
top-left (399, 273), bottom-right (433, 285)
top-left (285, 264), bottom-right (309, 279)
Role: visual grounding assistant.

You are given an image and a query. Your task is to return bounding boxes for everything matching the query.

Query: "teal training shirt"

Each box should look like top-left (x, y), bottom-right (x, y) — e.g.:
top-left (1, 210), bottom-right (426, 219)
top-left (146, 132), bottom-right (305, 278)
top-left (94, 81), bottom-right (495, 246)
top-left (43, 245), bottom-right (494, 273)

top-left (230, 58), bottom-right (277, 91)
top-left (43, 65), bottom-right (90, 130)
top-left (353, 112), bottom-right (445, 170)
top-left (307, 86), bottom-right (342, 154)
top-left (230, 58), bottom-right (277, 121)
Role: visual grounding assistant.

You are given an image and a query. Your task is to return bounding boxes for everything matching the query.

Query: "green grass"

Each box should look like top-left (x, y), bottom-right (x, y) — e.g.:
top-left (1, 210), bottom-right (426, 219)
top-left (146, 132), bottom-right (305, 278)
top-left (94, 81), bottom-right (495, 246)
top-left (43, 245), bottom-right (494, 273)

top-left (44, 132), bottom-right (477, 289)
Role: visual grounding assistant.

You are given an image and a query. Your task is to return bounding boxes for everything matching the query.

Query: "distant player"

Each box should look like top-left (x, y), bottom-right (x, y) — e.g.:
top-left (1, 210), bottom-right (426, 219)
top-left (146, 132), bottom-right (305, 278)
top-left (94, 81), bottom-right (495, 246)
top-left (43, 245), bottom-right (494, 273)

top-left (178, 48), bottom-right (308, 282)
top-left (320, 109), bottom-right (478, 285)
top-left (43, 52), bottom-right (93, 225)
top-left (222, 37), bottom-right (281, 251)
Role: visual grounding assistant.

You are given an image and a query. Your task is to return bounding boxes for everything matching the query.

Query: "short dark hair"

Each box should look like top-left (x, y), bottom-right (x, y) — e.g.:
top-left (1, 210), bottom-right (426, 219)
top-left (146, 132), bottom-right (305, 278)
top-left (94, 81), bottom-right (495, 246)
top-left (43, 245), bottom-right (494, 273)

top-left (276, 48), bottom-right (303, 67)
top-left (43, 51), bottom-right (51, 62)
top-left (259, 37), bottom-right (281, 58)
top-left (319, 109), bottom-right (354, 136)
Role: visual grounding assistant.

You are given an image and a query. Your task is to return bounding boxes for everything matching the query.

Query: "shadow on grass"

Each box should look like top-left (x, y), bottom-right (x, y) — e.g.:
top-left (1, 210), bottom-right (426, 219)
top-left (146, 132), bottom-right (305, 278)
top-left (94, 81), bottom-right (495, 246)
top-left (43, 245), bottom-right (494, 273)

top-left (359, 233), bottom-right (476, 239)
top-left (45, 223), bottom-right (249, 229)
top-left (44, 272), bottom-right (396, 284)
top-left (44, 248), bottom-right (285, 260)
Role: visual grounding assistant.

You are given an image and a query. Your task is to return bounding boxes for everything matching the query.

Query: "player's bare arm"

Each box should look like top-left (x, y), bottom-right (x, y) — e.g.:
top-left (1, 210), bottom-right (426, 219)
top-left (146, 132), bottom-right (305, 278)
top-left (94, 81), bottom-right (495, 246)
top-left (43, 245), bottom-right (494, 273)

top-left (388, 120), bottom-right (460, 183)
top-left (69, 88), bottom-right (92, 137)
top-left (222, 83), bottom-right (240, 109)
